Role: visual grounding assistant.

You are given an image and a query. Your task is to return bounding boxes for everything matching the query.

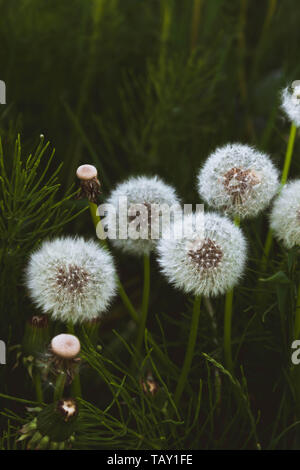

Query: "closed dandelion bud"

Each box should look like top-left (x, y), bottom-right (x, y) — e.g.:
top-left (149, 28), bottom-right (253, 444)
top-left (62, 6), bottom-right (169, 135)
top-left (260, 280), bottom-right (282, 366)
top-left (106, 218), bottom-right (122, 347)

top-left (197, 144), bottom-right (279, 219)
top-left (76, 164), bottom-right (101, 203)
top-left (22, 315), bottom-right (50, 356)
top-left (105, 175), bottom-right (180, 256)
top-left (26, 237), bottom-right (117, 324)
top-left (19, 399), bottom-right (78, 450)
top-left (270, 180), bottom-right (300, 249)
top-left (157, 212), bottom-right (247, 297)
top-left (281, 81), bottom-right (300, 126)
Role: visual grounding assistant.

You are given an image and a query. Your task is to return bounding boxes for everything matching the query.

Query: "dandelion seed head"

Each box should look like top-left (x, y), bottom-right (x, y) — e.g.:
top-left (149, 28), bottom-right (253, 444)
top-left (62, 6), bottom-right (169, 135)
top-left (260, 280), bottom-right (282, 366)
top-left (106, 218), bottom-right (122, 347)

top-left (105, 175), bottom-right (180, 256)
top-left (157, 212), bottom-right (247, 297)
top-left (26, 237), bottom-right (117, 324)
top-left (270, 180), bottom-right (300, 248)
top-left (197, 143), bottom-right (279, 219)
top-left (281, 82), bottom-right (300, 126)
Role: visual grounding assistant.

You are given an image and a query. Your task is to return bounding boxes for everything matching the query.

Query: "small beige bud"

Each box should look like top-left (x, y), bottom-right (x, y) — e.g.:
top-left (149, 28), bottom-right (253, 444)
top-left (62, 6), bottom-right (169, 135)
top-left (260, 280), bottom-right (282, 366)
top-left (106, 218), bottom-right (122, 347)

top-left (51, 334), bottom-right (80, 359)
top-left (76, 164), bottom-right (98, 181)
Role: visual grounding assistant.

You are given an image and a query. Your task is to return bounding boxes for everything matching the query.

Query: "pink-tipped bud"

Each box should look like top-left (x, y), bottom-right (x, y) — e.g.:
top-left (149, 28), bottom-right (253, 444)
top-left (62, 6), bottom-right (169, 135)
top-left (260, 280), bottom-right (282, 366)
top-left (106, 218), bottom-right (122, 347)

top-left (51, 334), bottom-right (81, 359)
top-left (76, 164), bottom-right (97, 181)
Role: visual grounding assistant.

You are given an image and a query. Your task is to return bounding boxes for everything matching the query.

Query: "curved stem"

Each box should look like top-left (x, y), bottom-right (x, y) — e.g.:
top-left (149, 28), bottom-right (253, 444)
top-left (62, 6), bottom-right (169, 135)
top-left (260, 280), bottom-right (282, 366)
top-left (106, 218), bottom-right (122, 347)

top-left (136, 254), bottom-right (151, 354)
top-left (261, 122), bottom-right (297, 271)
top-left (174, 296), bottom-right (201, 405)
top-left (224, 289), bottom-right (234, 373)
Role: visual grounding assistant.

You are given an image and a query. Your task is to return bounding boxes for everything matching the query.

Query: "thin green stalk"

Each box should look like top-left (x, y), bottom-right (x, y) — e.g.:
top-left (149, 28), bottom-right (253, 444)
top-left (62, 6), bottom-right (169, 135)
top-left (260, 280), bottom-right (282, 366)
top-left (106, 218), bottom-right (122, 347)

top-left (223, 216), bottom-right (239, 374)
top-left (159, 0), bottom-right (173, 77)
top-left (294, 284), bottom-right (300, 340)
top-left (67, 321), bottom-right (75, 335)
top-left (190, 0), bottom-right (202, 53)
top-left (281, 122), bottom-right (297, 186)
top-left (34, 373), bottom-right (43, 403)
top-left (224, 288), bottom-right (234, 373)
top-left (135, 254), bottom-right (151, 354)
top-left (88, 200), bottom-right (139, 323)
top-left (65, 321), bottom-right (82, 398)
top-left (53, 373), bottom-right (66, 402)
top-left (117, 279), bottom-right (139, 323)
top-left (71, 374), bottom-right (82, 399)
top-left (89, 201), bottom-right (107, 246)
top-left (174, 296), bottom-right (201, 406)
top-left (261, 122), bottom-right (297, 272)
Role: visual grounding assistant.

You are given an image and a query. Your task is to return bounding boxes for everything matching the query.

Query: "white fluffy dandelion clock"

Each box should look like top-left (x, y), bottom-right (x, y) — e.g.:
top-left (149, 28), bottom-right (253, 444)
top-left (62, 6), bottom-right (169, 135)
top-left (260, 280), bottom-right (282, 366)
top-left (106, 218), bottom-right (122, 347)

top-left (105, 175), bottom-right (180, 256)
top-left (26, 237), bottom-right (117, 324)
top-left (197, 144), bottom-right (279, 219)
top-left (157, 212), bottom-right (247, 298)
top-left (281, 81), bottom-right (300, 127)
top-left (270, 180), bottom-right (300, 249)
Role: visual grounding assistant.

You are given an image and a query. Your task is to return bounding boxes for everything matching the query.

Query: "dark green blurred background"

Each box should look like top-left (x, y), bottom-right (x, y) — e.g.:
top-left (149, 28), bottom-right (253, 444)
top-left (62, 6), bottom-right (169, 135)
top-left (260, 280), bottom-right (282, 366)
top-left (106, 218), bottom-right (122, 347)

top-left (1, 0), bottom-right (299, 200)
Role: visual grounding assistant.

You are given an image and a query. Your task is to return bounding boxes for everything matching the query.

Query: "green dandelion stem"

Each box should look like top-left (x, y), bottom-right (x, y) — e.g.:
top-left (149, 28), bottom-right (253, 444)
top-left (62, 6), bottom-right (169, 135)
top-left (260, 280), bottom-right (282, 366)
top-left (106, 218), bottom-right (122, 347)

top-left (88, 201), bottom-right (139, 324)
top-left (71, 374), bottom-right (82, 399)
top-left (65, 322), bottom-right (82, 398)
top-left (117, 279), bottom-right (139, 324)
top-left (174, 295), bottom-right (201, 406)
top-left (53, 373), bottom-right (66, 402)
top-left (224, 288), bottom-right (234, 373)
top-left (67, 321), bottom-right (75, 335)
top-left (34, 373), bottom-right (43, 403)
top-left (190, 0), bottom-right (202, 53)
top-left (223, 215), bottom-right (239, 373)
top-left (136, 254), bottom-right (151, 354)
top-left (281, 122), bottom-right (297, 186)
top-left (261, 122), bottom-right (297, 271)
top-left (294, 284), bottom-right (300, 340)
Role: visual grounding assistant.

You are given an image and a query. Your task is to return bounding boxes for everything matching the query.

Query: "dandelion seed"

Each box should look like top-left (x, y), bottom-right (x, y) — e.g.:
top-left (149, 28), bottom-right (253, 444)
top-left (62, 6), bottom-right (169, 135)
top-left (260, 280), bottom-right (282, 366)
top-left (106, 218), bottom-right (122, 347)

top-left (26, 237), bottom-right (117, 324)
top-left (270, 180), bottom-right (300, 248)
top-left (197, 144), bottom-right (279, 219)
top-left (157, 212), bottom-right (247, 297)
top-left (105, 175), bottom-right (180, 256)
top-left (281, 82), bottom-right (300, 127)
